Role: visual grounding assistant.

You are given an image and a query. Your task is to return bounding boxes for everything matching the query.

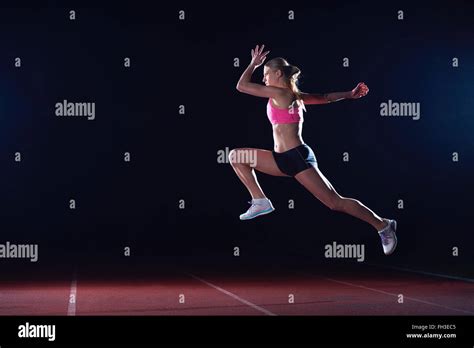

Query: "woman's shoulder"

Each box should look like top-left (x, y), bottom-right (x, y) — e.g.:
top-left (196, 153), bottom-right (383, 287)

top-left (271, 88), bottom-right (297, 108)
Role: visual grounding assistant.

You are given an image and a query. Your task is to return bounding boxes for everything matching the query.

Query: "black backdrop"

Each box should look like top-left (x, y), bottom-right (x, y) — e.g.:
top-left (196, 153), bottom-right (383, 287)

top-left (0, 0), bottom-right (473, 277)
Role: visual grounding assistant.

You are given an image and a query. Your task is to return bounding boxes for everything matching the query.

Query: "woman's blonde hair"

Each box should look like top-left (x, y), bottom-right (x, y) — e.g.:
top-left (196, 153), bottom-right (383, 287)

top-left (264, 57), bottom-right (305, 111)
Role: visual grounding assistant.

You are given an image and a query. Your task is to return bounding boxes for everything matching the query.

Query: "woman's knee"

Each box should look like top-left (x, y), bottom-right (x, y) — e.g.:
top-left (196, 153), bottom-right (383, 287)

top-left (228, 148), bottom-right (240, 165)
top-left (229, 148), bottom-right (250, 166)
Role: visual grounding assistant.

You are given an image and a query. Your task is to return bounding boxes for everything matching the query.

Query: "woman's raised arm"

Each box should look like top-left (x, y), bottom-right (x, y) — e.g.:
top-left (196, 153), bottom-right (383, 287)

top-left (236, 44), bottom-right (286, 99)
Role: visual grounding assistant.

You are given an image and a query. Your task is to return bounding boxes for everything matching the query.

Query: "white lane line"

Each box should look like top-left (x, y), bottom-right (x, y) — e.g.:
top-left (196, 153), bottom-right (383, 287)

top-left (322, 276), bottom-right (474, 315)
top-left (67, 272), bottom-right (77, 316)
top-left (366, 263), bottom-right (474, 283)
top-left (188, 274), bottom-right (277, 316)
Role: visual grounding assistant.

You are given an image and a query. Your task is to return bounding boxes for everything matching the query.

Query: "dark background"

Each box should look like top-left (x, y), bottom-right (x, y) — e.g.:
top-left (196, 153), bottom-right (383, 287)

top-left (0, 0), bottom-right (473, 278)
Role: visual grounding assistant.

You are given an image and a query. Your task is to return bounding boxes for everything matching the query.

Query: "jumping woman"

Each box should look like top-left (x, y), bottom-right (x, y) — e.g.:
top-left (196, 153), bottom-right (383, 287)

top-left (231, 44), bottom-right (397, 255)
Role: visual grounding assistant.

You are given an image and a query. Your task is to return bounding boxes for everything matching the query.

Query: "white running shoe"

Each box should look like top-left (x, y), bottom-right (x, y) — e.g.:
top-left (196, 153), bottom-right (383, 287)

top-left (239, 198), bottom-right (275, 220)
top-left (378, 219), bottom-right (398, 255)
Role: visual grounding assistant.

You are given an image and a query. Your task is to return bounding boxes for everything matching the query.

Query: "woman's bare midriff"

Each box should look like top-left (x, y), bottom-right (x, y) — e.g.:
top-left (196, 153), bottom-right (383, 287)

top-left (272, 122), bottom-right (304, 153)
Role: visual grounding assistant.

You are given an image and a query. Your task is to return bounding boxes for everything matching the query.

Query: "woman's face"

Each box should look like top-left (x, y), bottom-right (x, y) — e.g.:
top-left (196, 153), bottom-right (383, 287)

top-left (263, 66), bottom-right (281, 87)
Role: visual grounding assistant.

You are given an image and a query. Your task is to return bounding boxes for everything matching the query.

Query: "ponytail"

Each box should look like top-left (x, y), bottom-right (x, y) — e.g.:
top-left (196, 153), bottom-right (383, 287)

top-left (284, 65), bottom-right (305, 111)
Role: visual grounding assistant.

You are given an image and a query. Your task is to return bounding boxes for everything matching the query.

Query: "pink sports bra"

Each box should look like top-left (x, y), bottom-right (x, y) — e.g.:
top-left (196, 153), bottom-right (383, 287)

top-left (267, 98), bottom-right (304, 125)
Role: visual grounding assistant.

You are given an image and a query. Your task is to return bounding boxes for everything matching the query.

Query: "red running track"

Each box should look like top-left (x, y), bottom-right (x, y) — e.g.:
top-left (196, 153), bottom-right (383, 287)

top-left (0, 264), bottom-right (473, 316)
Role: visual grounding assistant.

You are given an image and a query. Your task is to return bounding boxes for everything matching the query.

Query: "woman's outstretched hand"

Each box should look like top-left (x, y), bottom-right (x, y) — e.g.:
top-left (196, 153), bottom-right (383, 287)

top-left (350, 82), bottom-right (369, 99)
top-left (250, 44), bottom-right (270, 68)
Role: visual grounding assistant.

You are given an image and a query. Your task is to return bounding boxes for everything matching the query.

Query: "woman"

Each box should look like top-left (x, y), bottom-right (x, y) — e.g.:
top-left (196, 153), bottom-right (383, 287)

top-left (231, 44), bottom-right (397, 255)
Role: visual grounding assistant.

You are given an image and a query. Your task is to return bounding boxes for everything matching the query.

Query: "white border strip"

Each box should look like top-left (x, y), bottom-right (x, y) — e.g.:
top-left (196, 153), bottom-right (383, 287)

top-left (188, 274), bottom-right (277, 316)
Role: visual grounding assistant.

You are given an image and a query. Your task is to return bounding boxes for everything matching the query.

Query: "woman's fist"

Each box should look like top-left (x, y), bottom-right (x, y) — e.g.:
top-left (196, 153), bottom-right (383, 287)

top-left (350, 82), bottom-right (369, 99)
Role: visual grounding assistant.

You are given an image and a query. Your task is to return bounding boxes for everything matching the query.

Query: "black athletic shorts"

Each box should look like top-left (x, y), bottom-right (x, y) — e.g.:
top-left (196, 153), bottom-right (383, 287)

top-left (272, 143), bottom-right (318, 177)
